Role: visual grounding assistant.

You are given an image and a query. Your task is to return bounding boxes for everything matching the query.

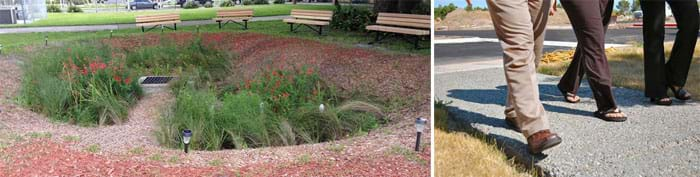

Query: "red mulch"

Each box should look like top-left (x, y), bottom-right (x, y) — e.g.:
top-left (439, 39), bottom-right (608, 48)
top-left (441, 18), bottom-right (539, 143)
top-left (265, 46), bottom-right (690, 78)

top-left (0, 140), bottom-right (235, 177)
top-left (0, 140), bottom-right (430, 177)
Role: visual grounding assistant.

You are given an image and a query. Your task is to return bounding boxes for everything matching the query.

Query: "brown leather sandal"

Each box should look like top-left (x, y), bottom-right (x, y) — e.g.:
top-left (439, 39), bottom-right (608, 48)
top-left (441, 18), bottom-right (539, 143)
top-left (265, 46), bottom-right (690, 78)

top-left (594, 108), bottom-right (627, 122)
top-left (559, 88), bottom-right (580, 103)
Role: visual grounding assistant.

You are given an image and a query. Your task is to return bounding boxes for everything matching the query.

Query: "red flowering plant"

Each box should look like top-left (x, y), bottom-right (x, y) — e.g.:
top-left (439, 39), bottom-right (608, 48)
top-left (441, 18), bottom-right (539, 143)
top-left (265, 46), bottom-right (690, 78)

top-left (243, 65), bottom-right (333, 114)
top-left (60, 55), bottom-right (142, 125)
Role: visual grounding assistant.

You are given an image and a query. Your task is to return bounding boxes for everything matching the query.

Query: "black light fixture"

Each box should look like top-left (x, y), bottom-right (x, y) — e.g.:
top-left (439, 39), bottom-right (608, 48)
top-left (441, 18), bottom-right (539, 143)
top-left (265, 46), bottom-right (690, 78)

top-left (414, 117), bottom-right (427, 151)
top-left (182, 129), bottom-right (192, 153)
top-left (44, 34), bottom-right (48, 46)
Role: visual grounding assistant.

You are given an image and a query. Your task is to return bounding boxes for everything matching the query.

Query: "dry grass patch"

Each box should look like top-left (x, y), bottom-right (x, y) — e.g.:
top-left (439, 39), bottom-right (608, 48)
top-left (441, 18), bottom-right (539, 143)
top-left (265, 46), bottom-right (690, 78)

top-left (538, 43), bottom-right (700, 98)
top-left (434, 101), bottom-right (528, 177)
top-left (435, 129), bottom-right (527, 177)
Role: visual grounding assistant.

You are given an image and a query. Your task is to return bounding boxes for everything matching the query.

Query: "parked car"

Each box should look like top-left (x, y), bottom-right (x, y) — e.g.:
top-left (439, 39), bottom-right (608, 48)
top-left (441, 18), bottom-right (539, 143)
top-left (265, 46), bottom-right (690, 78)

top-left (176, 0), bottom-right (213, 8)
top-left (633, 10), bottom-right (643, 20)
top-left (128, 0), bottom-right (159, 10)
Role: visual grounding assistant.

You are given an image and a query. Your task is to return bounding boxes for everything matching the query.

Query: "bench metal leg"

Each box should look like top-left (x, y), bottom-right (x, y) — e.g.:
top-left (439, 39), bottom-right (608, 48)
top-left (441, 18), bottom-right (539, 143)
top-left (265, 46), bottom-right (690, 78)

top-left (244, 20), bottom-right (248, 30)
top-left (142, 26), bottom-right (145, 32)
top-left (289, 23), bottom-right (294, 32)
top-left (218, 21), bottom-right (222, 29)
top-left (413, 35), bottom-right (419, 49)
top-left (318, 25), bottom-right (323, 35)
top-left (174, 23), bottom-right (177, 30)
top-left (369, 31), bottom-right (380, 44)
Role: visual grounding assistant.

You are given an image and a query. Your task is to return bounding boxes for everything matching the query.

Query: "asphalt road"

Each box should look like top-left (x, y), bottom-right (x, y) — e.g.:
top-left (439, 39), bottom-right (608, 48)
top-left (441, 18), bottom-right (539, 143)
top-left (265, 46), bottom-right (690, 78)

top-left (435, 28), bottom-right (680, 66)
top-left (435, 66), bottom-right (700, 177)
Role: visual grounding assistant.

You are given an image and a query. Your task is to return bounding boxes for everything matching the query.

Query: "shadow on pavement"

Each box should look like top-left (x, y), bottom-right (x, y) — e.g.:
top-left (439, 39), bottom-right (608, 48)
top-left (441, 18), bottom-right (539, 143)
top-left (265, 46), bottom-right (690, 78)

top-left (446, 85), bottom-right (594, 118)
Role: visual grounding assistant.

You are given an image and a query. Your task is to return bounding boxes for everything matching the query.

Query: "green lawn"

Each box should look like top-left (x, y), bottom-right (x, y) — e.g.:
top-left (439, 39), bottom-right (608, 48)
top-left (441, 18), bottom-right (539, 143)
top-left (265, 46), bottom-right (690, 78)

top-left (1, 4), bottom-right (336, 28)
top-left (0, 20), bottom-right (430, 55)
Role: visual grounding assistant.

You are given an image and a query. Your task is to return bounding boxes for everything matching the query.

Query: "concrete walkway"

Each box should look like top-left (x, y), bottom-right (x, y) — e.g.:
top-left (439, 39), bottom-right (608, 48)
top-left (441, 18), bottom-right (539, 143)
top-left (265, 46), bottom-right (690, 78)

top-left (0, 15), bottom-right (289, 34)
top-left (435, 60), bottom-right (700, 177)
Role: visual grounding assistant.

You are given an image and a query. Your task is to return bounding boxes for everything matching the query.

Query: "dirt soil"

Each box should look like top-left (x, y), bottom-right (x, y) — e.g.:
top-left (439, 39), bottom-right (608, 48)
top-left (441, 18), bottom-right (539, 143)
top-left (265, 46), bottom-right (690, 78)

top-left (435, 10), bottom-right (572, 31)
top-left (0, 33), bottom-right (431, 176)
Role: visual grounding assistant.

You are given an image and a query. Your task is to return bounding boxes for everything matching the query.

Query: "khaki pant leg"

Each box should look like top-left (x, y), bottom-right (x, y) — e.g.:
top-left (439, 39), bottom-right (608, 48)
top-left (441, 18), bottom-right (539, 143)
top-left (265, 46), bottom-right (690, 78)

top-left (487, 0), bottom-right (550, 138)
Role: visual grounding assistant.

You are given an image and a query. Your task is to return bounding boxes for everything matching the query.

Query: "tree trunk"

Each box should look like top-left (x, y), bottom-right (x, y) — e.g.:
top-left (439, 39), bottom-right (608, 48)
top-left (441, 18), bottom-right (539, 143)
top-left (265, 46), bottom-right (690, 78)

top-left (293, 0), bottom-right (296, 4)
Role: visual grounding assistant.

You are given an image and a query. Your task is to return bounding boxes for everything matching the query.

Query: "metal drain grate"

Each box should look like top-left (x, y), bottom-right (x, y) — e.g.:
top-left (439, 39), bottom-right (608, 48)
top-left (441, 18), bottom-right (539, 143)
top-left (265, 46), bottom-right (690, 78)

top-left (141, 76), bottom-right (174, 84)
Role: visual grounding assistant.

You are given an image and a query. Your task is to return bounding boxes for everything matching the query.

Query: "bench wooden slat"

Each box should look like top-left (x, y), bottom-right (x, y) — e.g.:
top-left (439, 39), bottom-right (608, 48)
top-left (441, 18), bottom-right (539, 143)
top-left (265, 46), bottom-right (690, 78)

top-left (217, 9), bottom-right (253, 17)
top-left (290, 9), bottom-right (333, 15)
top-left (378, 13), bottom-right (431, 20)
top-left (365, 25), bottom-right (429, 36)
top-left (376, 19), bottom-right (430, 29)
top-left (283, 18), bottom-right (329, 26)
top-left (291, 11), bottom-right (333, 17)
top-left (136, 14), bottom-right (180, 23)
top-left (136, 20), bottom-right (181, 27)
top-left (377, 17), bottom-right (430, 25)
top-left (214, 17), bottom-right (252, 21)
top-left (290, 15), bottom-right (331, 21)
top-left (218, 12), bottom-right (253, 16)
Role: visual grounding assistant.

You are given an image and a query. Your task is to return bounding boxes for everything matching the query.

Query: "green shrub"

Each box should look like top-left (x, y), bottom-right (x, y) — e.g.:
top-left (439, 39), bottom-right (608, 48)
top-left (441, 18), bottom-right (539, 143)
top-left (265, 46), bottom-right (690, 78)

top-left (67, 6), bottom-right (82, 13)
top-left (219, 0), bottom-right (233, 7)
top-left (19, 43), bottom-right (142, 126)
top-left (19, 36), bottom-right (230, 127)
top-left (273, 0), bottom-right (285, 4)
top-left (411, 1), bottom-right (430, 15)
top-left (183, 1), bottom-right (199, 9)
top-left (435, 3), bottom-right (457, 20)
top-left (157, 67), bottom-right (384, 150)
top-left (204, 1), bottom-right (213, 8)
top-left (242, 0), bottom-right (252, 5)
top-left (124, 37), bottom-right (230, 81)
top-left (332, 6), bottom-right (374, 32)
top-left (252, 0), bottom-right (268, 5)
top-left (47, 4), bottom-right (62, 13)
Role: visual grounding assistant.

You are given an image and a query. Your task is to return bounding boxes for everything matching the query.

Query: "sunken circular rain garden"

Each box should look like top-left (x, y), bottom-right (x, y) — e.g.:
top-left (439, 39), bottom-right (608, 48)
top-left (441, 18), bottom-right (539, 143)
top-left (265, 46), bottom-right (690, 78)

top-left (16, 32), bottom-right (428, 152)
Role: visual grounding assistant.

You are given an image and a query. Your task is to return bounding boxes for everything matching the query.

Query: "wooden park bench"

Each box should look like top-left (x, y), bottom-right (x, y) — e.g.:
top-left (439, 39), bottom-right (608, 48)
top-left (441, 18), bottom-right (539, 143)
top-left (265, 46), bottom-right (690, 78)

top-left (136, 14), bottom-right (181, 32)
top-left (366, 13), bottom-right (431, 49)
top-left (214, 9), bottom-right (253, 30)
top-left (283, 9), bottom-right (333, 35)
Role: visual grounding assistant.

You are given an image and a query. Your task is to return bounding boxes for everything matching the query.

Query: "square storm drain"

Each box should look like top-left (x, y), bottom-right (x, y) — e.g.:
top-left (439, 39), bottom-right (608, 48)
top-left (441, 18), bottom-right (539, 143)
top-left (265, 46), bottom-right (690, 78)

top-left (141, 76), bottom-right (174, 85)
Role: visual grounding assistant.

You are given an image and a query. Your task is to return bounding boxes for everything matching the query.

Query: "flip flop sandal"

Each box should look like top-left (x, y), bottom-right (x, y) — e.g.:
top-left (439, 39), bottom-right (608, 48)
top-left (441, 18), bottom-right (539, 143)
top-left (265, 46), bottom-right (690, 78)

top-left (669, 86), bottom-right (692, 101)
top-left (594, 108), bottom-right (627, 122)
top-left (650, 97), bottom-right (672, 106)
top-left (559, 88), bottom-right (580, 103)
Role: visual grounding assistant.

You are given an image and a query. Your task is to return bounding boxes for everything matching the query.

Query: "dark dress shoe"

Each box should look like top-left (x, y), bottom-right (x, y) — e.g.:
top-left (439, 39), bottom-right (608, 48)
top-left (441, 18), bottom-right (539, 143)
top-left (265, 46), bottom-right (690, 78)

top-left (505, 117), bottom-right (520, 132)
top-left (527, 130), bottom-right (562, 154)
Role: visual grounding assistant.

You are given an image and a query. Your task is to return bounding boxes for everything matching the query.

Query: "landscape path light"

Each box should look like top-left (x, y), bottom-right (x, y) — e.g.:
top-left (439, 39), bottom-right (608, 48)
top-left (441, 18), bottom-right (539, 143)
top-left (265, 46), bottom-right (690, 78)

top-left (414, 117), bottom-right (427, 151)
top-left (110, 30), bottom-right (113, 38)
top-left (44, 34), bottom-right (48, 46)
top-left (260, 102), bottom-right (265, 114)
top-left (0, 44), bottom-right (3, 55)
top-left (319, 103), bottom-right (325, 113)
top-left (183, 129), bottom-right (192, 153)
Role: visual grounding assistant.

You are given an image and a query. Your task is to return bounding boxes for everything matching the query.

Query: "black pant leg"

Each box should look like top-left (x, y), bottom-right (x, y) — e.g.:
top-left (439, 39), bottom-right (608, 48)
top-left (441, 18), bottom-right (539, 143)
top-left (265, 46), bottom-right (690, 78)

top-left (641, 0), bottom-right (670, 98)
top-left (666, 1), bottom-right (699, 88)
